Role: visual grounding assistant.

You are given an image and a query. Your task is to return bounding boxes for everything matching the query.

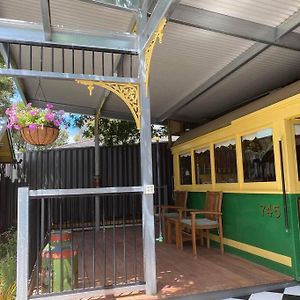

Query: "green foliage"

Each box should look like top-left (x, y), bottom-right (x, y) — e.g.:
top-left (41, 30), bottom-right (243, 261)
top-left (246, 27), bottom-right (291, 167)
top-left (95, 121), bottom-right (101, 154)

top-left (72, 115), bottom-right (167, 146)
top-left (0, 55), bottom-right (14, 117)
top-left (0, 283), bottom-right (16, 300)
top-left (0, 228), bottom-right (17, 296)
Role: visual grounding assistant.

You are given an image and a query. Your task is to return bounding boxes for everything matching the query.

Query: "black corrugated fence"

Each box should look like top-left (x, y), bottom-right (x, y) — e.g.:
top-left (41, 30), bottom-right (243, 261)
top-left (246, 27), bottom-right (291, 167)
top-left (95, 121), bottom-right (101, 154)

top-left (21, 142), bottom-right (172, 192)
top-left (0, 142), bottom-right (173, 232)
top-left (0, 177), bottom-right (20, 233)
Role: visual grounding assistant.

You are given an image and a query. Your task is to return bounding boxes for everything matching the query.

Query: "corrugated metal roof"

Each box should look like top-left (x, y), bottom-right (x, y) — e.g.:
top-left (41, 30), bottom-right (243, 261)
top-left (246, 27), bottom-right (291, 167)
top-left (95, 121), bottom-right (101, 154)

top-left (0, 1), bottom-right (299, 127)
top-left (0, 0), bottom-right (41, 23)
top-left (181, 0), bottom-right (300, 27)
top-left (142, 22), bottom-right (254, 116)
top-left (174, 80), bottom-right (300, 146)
top-left (50, 0), bottom-right (134, 33)
top-left (174, 46), bottom-right (300, 123)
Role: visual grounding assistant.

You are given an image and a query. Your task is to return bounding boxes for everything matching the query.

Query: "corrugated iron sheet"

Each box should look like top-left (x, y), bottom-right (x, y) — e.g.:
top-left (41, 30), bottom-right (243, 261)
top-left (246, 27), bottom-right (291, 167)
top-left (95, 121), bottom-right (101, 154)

top-left (175, 46), bottom-right (300, 122)
top-left (181, 0), bottom-right (300, 27)
top-left (0, 0), bottom-right (41, 23)
top-left (21, 142), bottom-right (173, 202)
top-left (50, 0), bottom-right (134, 33)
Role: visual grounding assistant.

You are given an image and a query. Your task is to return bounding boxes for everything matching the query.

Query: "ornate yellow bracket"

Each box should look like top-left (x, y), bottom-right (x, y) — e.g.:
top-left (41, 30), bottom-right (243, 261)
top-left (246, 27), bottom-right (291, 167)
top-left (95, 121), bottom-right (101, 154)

top-left (76, 80), bottom-right (141, 129)
top-left (144, 17), bottom-right (167, 95)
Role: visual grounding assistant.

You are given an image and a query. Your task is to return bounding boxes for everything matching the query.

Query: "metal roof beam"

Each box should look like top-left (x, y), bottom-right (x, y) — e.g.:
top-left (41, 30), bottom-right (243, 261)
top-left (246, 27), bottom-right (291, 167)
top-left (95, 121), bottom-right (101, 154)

top-left (0, 19), bottom-right (138, 54)
top-left (30, 99), bottom-right (96, 115)
top-left (78, 0), bottom-right (140, 12)
top-left (170, 5), bottom-right (300, 52)
top-left (159, 8), bottom-right (300, 122)
top-left (141, 0), bottom-right (180, 50)
top-left (40, 0), bottom-right (52, 41)
top-left (0, 69), bottom-right (138, 83)
top-left (0, 43), bottom-right (27, 105)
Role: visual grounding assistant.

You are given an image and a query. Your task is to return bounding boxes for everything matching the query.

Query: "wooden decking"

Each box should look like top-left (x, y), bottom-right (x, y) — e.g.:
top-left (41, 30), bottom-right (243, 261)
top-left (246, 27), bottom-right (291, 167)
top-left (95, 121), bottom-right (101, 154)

top-left (73, 226), bottom-right (291, 299)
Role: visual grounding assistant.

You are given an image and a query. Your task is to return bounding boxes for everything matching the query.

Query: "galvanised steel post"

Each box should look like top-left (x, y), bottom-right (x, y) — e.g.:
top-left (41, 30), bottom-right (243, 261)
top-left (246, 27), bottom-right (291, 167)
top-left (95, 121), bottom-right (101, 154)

top-left (95, 111), bottom-right (100, 231)
top-left (138, 1), bottom-right (157, 295)
top-left (16, 187), bottom-right (29, 300)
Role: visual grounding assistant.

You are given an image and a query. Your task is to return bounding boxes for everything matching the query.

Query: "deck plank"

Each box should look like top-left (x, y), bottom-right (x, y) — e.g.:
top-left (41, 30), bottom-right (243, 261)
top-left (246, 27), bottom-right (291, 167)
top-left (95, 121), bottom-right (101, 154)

top-left (72, 227), bottom-right (291, 299)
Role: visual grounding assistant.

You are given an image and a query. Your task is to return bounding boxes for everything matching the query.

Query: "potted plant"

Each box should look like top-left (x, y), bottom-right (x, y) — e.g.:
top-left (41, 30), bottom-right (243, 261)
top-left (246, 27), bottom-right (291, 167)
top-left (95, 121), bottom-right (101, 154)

top-left (5, 103), bottom-right (66, 146)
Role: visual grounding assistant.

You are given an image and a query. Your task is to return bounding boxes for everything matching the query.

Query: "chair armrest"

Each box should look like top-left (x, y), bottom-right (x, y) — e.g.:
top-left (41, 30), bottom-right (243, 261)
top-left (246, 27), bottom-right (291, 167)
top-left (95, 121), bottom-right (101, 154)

top-left (190, 211), bottom-right (222, 216)
top-left (160, 205), bottom-right (184, 209)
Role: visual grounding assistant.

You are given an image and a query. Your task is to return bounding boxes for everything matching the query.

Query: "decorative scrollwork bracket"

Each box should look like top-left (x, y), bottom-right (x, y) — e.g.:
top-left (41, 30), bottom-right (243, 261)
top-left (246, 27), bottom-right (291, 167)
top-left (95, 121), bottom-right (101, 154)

top-left (144, 17), bottom-right (167, 95)
top-left (76, 80), bottom-right (141, 129)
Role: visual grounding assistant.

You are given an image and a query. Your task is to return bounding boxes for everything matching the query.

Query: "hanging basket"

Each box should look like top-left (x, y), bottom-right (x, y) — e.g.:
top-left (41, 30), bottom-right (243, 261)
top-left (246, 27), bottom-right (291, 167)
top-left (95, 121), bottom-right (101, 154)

top-left (20, 126), bottom-right (59, 146)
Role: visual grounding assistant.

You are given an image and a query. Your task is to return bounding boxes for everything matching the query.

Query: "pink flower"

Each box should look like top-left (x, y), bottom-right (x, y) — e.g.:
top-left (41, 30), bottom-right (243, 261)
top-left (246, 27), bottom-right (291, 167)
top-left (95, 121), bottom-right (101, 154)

top-left (53, 120), bottom-right (60, 127)
top-left (30, 110), bottom-right (37, 116)
top-left (28, 124), bottom-right (37, 131)
top-left (46, 104), bottom-right (54, 109)
top-left (7, 123), bottom-right (12, 129)
top-left (45, 113), bottom-right (54, 122)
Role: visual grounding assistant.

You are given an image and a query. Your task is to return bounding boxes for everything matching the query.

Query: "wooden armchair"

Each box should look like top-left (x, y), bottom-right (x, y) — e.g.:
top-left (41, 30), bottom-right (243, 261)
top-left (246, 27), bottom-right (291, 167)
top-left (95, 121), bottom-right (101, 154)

top-left (158, 191), bottom-right (188, 239)
top-left (178, 191), bottom-right (223, 256)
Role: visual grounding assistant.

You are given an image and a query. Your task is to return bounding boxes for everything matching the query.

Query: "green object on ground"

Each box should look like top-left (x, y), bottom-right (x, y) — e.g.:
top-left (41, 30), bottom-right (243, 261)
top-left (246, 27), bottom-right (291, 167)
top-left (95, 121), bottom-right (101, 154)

top-left (41, 230), bottom-right (78, 293)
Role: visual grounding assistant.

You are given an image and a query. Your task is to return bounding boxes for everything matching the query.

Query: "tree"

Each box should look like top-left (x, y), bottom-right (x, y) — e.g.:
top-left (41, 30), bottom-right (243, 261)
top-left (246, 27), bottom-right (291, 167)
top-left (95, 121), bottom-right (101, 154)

top-left (0, 55), bottom-right (14, 117)
top-left (72, 115), bottom-right (167, 146)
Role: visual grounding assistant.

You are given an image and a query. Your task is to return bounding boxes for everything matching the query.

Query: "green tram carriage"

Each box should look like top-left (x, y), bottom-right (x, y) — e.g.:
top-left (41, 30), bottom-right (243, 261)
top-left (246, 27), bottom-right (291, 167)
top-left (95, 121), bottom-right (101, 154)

top-left (171, 80), bottom-right (300, 279)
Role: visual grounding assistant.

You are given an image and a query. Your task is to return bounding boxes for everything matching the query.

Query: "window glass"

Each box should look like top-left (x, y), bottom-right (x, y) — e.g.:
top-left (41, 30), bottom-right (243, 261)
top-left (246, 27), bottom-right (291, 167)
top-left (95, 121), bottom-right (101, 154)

top-left (179, 153), bottom-right (192, 185)
top-left (295, 124), bottom-right (300, 181)
top-left (214, 139), bottom-right (237, 183)
top-left (194, 147), bottom-right (211, 184)
top-left (241, 128), bottom-right (276, 182)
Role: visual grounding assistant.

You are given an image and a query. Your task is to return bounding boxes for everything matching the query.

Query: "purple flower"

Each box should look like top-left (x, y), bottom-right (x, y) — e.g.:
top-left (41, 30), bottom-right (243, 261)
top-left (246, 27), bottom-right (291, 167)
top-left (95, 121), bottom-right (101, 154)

top-left (7, 123), bottom-right (12, 129)
top-left (46, 104), bottom-right (54, 109)
top-left (28, 124), bottom-right (37, 131)
top-left (30, 110), bottom-right (37, 116)
top-left (45, 113), bottom-right (54, 122)
top-left (58, 110), bottom-right (65, 115)
top-left (53, 120), bottom-right (60, 127)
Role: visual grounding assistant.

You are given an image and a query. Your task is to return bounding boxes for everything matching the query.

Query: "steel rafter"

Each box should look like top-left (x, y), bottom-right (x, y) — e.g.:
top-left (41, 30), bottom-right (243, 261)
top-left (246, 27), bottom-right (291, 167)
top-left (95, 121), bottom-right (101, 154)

top-left (0, 69), bottom-right (138, 83)
top-left (73, 2), bottom-right (300, 52)
top-left (170, 5), bottom-right (300, 52)
top-left (78, 0), bottom-right (140, 12)
top-left (159, 8), bottom-right (300, 122)
top-left (40, 0), bottom-right (52, 41)
top-left (30, 99), bottom-right (96, 115)
top-left (141, 0), bottom-right (180, 49)
top-left (0, 19), bottom-right (138, 54)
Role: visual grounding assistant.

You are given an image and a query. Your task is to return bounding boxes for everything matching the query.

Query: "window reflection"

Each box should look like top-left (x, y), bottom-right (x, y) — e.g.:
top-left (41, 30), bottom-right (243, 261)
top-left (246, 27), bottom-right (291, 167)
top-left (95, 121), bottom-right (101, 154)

top-left (241, 128), bottom-right (276, 182)
top-left (194, 148), bottom-right (211, 184)
top-left (295, 124), bottom-right (300, 181)
top-left (179, 153), bottom-right (192, 185)
top-left (214, 140), bottom-right (237, 183)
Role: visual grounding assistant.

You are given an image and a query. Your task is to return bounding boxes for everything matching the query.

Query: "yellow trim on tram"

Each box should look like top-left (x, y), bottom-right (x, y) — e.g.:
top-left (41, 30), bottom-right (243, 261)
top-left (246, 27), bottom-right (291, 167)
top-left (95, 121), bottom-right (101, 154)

top-left (210, 234), bottom-right (292, 267)
top-left (172, 93), bottom-right (300, 194)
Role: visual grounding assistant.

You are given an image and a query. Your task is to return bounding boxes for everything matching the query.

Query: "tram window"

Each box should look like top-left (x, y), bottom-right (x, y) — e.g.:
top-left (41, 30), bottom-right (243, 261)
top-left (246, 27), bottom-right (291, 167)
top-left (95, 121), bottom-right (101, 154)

top-left (179, 153), bottom-right (192, 185)
top-left (295, 124), bottom-right (300, 181)
top-left (242, 128), bottom-right (276, 182)
top-left (194, 147), bottom-right (212, 184)
top-left (214, 140), bottom-right (237, 183)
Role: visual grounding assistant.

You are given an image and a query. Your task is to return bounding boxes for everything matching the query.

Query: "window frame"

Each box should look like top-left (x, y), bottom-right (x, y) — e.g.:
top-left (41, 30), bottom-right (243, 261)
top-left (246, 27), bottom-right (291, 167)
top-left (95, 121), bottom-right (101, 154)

top-left (193, 146), bottom-right (212, 185)
top-left (178, 151), bottom-right (193, 186)
top-left (240, 128), bottom-right (276, 183)
top-left (213, 138), bottom-right (238, 185)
